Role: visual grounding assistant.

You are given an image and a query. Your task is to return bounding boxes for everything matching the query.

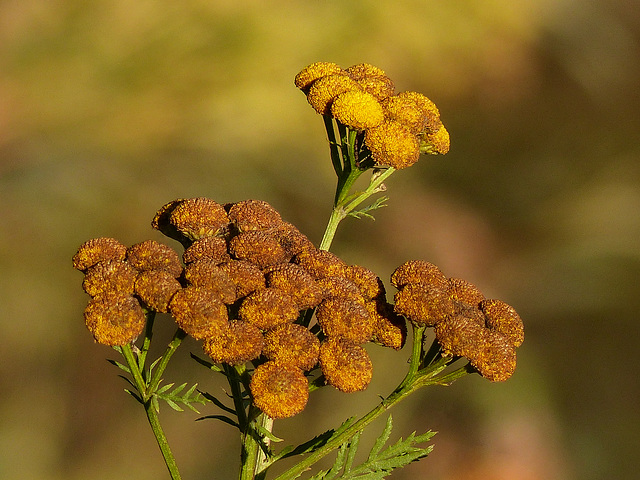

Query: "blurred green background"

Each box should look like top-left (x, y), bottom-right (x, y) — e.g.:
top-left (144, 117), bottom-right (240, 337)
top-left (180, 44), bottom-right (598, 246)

top-left (2, 1), bottom-right (639, 479)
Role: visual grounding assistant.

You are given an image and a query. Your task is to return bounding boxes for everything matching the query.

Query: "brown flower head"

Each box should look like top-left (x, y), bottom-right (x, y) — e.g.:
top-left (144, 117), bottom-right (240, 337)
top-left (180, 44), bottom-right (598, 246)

top-left (294, 248), bottom-right (347, 279)
top-left (434, 313), bottom-right (487, 359)
top-left (364, 120), bottom-right (420, 169)
top-left (126, 240), bottom-right (183, 277)
top-left (272, 222), bottom-right (315, 259)
top-left (217, 260), bottom-right (266, 299)
top-left (84, 292), bottom-right (146, 346)
top-left (238, 287), bottom-right (299, 330)
top-left (182, 236), bottom-right (229, 265)
top-left (265, 263), bottom-right (324, 310)
top-left (202, 320), bottom-right (264, 365)
top-left (262, 323), bottom-right (320, 371)
top-left (480, 299), bottom-right (524, 347)
top-left (168, 286), bottom-right (229, 339)
top-left (315, 297), bottom-right (374, 344)
top-left (448, 278), bottom-right (485, 306)
top-left (228, 230), bottom-right (287, 269)
top-left (183, 259), bottom-right (237, 304)
top-left (73, 237), bottom-right (127, 272)
top-left (319, 337), bottom-right (373, 393)
top-left (470, 330), bottom-right (517, 382)
top-left (227, 200), bottom-right (283, 232)
top-left (394, 283), bottom-right (454, 327)
top-left (250, 361), bottom-right (309, 419)
top-left (82, 260), bottom-right (138, 297)
top-left (367, 299), bottom-right (407, 350)
top-left (391, 260), bottom-right (449, 291)
top-left (134, 269), bottom-right (182, 313)
top-left (315, 276), bottom-right (363, 303)
top-left (294, 62), bottom-right (345, 91)
top-left (343, 265), bottom-right (386, 300)
top-left (168, 198), bottom-right (229, 241)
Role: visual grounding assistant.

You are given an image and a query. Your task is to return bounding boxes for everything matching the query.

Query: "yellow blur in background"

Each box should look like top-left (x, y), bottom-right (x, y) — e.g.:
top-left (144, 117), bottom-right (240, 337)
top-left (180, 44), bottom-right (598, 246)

top-left (1, 1), bottom-right (639, 479)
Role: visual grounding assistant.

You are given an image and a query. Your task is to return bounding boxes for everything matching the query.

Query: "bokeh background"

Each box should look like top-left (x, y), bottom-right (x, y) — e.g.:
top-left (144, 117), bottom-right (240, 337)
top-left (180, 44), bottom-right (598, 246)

top-left (2, 1), bottom-right (639, 479)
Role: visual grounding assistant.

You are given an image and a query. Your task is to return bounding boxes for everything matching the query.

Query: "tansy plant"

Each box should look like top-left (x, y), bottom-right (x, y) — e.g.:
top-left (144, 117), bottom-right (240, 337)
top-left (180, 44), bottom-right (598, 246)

top-left (73, 62), bottom-right (524, 480)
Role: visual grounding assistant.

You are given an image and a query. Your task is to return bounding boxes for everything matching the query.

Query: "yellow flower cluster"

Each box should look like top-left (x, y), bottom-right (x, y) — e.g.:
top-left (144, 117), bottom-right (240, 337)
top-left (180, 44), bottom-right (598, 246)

top-left (295, 61), bottom-right (450, 169)
top-left (74, 198), bottom-right (405, 419)
top-left (391, 260), bottom-right (524, 382)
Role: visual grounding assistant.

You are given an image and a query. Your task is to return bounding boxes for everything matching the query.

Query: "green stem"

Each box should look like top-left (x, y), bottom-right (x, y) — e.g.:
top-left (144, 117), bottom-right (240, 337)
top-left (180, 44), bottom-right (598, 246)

top-left (145, 399), bottom-right (183, 480)
top-left (146, 328), bottom-right (187, 397)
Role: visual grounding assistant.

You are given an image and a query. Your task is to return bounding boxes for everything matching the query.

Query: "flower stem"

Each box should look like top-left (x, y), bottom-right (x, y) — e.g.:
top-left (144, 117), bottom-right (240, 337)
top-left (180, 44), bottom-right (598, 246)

top-left (145, 399), bottom-right (183, 480)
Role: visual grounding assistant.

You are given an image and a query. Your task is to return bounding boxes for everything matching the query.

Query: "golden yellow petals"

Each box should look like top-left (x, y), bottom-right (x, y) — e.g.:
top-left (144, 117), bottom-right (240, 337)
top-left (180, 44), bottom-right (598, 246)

top-left (331, 90), bottom-right (385, 130)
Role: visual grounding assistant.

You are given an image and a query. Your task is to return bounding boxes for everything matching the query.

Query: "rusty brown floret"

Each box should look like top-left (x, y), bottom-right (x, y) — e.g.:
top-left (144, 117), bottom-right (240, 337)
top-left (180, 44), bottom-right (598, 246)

top-left (202, 320), bottom-right (264, 366)
top-left (249, 361), bottom-right (309, 419)
top-left (319, 336), bottom-right (373, 393)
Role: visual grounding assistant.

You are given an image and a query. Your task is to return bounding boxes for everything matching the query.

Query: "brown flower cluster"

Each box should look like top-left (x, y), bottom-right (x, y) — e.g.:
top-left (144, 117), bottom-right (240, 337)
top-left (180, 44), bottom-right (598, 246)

top-left (74, 198), bottom-right (406, 419)
top-left (295, 61), bottom-right (450, 169)
top-left (391, 260), bottom-right (524, 382)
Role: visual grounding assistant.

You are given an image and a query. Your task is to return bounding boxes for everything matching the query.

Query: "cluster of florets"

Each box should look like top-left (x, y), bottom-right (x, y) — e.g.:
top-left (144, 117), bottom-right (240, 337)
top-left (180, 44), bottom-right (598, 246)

top-left (391, 260), bottom-right (524, 382)
top-left (74, 198), bottom-right (405, 419)
top-left (294, 61), bottom-right (450, 169)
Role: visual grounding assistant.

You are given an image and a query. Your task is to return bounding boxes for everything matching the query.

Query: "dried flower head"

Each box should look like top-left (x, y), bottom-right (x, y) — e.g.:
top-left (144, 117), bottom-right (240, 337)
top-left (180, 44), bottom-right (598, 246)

top-left (319, 337), bottom-right (373, 393)
top-left (394, 283), bottom-right (454, 327)
top-left (315, 297), bottom-right (374, 344)
top-left (448, 278), bottom-right (485, 305)
top-left (250, 361), bottom-right (309, 419)
top-left (182, 236), bottom-right (229, 265)
top-left (331, 90), bottom-right (385, 130)
top-left (315, 276), bottom-right (363, 303)
top-left (73, 237), bottom-right (127, 272)
top-left (470, 330), bottom-right (517, 382)
top-left (262, 323), bottom-right (320, 371)
top-left (434, 313), bottom-right (486, 359)
top-left (168, 198), bottom-right (229, 241)
top-left (272, 222), bottom-right (315, 259)
top-left (391, 260), bottom-right (449, 291)
top-left (84, 293), bottom-right (146, 346)
top-left (294, 248), bottom-right (347, 279)
top-left (294, 62), bottom-right (345, 91)
top-left (202, 320), bottom-right (264, 365)
top-left (265, 263), bottom-right (324, 310)
top-left (183, 259), bottom-right (237, 304)
top-left (367, 299), bottom-right (407, 350)
top-left (134, 269), bottom-right (182, 313)
top-left (126, 240), bottom-right (183, 277)
top-left (421, 124), bottom-right (450, 155)
top-left (306, 74), bottom-right (361, 115)
top-left (364, 120), bottom-right (421, 169)
top-left (480, 299), bottom-right (524, 348)
top-left (168, 286), bottom-right (229, 339)
top-left (238, 287), bottom-right (299, 330)
top-left (217, 260), bottom-right (266, 299)
top-left (228, 200), bottom-right (283, 232)
top-left (343, 265), bottom-right (386, 300)
top-left (228, 230), bottom-right (287, 269)
top-left (82, 260), bottom-right (138, 297)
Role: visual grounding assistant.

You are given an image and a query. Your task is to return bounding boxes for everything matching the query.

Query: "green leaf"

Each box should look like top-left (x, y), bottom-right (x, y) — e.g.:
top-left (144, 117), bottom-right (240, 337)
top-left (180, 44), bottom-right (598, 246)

top-left (154, 382), bottom-right (210, 413)
top-left (107, 358), bottom-right (131, 374)
top-left (198, 390), bottom-right (237, 415)
top-left (190, 353), bottom-right (225, 373)
top-left (196, 414), bottom-right (240, 429)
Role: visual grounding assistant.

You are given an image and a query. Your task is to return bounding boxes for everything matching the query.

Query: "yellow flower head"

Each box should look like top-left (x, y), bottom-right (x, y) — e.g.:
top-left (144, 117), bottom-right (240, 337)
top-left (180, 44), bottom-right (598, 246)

top-left (73, 237), bottom-right (127, 272)
top-left (134, 269), bottom-right (182, 313)
top-left (315, 297), bottom-right (374, 344)
top-left (84, 292), bottom-right (146, 346)
top-left (364, 120), bottom-right (421, 169)
top-left (395, 91), bottom-right (440, 131)
top-left (264, 263), bottom-right (324, 310)
top-left (294, 62), bottom-right (345, 91)
top-left (346, 63), bottom-right (395, 100)
top-left (315, 276), bottom-right (364, 304)
top-left (420, 124), bottom-right (450, 155)
top-left (168, 286), bottom-right (229, 340)
top-left (250, 361), bottom-right (309, 418)
top-left (331, 90), bottom-right (385, 130)
top-left (319, 337), bottom-right (373, 393)
top-left (183, 259), bottom-right (238, 304)
top-left (306, 74), bottom-right (361, 115)
top-left (126, 240), bottom-right (183, 277)
top-left (202, 320), bottom-right (264, 365)
top-left (272, 222), bottom-right (316, 259)
top-left (343, 265), bottom-right (386, 301)
top-left (382, 94), bottom-right (437, 135)
top-left (262, 323), bottom-right (320, 371)
top-left (228, 200), bottom-right (283, 232)
top-left (238, 287), bottom-right (299, 330)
